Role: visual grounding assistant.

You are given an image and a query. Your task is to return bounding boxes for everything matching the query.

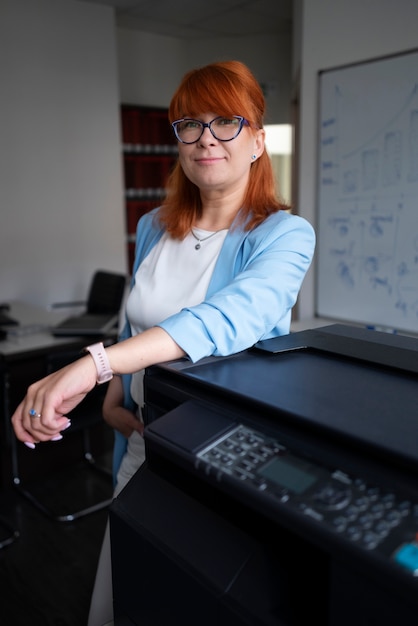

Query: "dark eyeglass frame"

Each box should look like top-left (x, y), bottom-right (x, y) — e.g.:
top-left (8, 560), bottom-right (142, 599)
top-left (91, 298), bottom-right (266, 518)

top-left (171, 115), bottom-right (249, 144)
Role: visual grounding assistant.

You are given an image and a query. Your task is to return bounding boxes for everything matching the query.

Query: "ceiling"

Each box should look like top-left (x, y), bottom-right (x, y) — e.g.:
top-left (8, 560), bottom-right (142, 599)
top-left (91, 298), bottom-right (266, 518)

top-left (77, 0), bottom-right (293, 39)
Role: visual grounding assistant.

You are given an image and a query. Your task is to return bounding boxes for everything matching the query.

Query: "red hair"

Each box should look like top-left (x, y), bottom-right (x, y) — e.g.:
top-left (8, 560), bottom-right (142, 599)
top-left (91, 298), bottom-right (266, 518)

top-left (159, 60), bottom-right (289, 238)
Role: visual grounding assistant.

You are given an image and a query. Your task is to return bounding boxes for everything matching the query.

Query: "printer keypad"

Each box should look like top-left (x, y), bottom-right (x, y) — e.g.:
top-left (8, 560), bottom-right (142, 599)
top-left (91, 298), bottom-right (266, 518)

top-left (197, 425), bottom-right (418, 561)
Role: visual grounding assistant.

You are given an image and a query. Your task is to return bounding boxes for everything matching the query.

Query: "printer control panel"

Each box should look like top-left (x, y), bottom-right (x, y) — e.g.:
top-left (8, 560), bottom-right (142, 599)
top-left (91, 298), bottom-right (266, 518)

top-left (195, 424), bottom-right (418, 577)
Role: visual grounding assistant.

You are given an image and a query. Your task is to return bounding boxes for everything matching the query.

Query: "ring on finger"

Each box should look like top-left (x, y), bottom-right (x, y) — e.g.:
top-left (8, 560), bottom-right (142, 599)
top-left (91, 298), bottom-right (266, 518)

top-left (29, 408), bottom-right (41, 418)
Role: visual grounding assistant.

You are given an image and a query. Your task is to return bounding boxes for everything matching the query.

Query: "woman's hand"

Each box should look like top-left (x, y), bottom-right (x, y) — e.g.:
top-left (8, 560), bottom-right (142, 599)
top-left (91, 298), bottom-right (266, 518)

top-left (11, 355), bottom-right (97, 448)
top-left (102, 376), bottom-right (143, 438)
top-left (11, 327), bottom-right (185, 448)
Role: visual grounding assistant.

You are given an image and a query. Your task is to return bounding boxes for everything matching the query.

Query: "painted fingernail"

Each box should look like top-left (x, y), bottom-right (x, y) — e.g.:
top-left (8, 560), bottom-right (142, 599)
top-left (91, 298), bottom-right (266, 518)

top-left (51, 434), bottom-right (63, 441)
top-left (62, 421), bottom-right (72, 431)
top-left (24, 442), bottom-right (36, 449)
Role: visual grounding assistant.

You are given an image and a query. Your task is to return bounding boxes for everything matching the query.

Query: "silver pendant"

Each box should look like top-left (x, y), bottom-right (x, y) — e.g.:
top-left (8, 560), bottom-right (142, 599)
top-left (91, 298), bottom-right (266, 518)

top-left (195, 242), bottom-right (201, 250)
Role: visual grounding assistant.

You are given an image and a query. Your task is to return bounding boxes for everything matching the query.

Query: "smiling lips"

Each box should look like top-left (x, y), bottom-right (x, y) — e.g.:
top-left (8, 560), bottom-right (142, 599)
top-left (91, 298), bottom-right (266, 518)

top-left (195, 156), bottom-right (225, 164)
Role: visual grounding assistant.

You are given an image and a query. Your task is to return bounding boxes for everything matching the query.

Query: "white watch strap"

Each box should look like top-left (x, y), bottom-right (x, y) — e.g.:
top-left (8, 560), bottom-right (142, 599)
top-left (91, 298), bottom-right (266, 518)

top-left (85, 342), bottom-right (113, 384)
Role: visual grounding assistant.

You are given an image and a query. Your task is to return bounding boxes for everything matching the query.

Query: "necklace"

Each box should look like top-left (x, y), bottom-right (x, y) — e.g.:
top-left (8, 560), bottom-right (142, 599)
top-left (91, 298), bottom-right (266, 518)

top-left (191, 229), bottom-right (221, 250)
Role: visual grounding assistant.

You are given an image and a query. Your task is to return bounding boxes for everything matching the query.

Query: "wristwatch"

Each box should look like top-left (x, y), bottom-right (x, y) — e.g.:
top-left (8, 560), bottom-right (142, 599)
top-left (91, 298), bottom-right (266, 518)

top-left (85, 342), bottom-right (113, 384)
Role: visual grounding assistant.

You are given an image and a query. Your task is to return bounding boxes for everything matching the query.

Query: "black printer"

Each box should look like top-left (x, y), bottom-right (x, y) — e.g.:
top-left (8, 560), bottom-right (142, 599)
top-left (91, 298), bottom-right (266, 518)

top-left (110, 324), bottom-right (418, 625)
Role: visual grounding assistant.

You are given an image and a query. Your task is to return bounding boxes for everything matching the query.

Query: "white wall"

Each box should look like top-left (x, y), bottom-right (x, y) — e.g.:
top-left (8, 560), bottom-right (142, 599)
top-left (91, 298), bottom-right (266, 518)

top-left (0, 0), bottom-right (126, 307)
top-left (186, 33), bottom-right (292, 125)
top-left (116, 29), bottom-right (187, 108)
top-left (297, 0), bottom-right (418, 320)
top-left (117, 29), bottom-right (292, 125)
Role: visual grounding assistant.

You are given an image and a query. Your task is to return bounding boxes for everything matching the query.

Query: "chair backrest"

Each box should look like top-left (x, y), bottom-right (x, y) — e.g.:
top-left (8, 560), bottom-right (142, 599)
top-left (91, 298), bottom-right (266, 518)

top-left (86, 270), bottom-right (126, 315)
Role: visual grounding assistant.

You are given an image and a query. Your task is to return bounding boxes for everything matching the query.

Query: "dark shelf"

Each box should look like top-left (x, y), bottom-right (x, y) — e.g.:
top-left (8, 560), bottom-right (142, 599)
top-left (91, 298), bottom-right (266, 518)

top-left (121, 105), bottom-right (178, 269)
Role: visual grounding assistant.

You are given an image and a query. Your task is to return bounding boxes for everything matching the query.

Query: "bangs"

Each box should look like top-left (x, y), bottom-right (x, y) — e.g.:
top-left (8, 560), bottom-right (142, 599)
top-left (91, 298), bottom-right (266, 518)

top-left (169, 64), bottom-right (260, 126)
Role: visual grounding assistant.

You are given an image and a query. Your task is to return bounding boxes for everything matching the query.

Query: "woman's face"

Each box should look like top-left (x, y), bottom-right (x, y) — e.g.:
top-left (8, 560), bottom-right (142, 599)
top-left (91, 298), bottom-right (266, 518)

top-left (177, 112), bottom-right (265, 198)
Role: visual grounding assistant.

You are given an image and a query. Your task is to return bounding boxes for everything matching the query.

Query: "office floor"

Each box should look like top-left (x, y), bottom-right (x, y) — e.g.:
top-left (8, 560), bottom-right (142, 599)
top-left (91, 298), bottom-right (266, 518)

top-left (0, 464), bottom-right (112, 626)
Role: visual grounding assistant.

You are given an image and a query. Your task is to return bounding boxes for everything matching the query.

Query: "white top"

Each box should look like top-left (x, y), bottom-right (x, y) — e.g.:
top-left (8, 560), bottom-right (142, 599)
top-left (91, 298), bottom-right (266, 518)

top-left (126, 227), bottom-right (228, 405)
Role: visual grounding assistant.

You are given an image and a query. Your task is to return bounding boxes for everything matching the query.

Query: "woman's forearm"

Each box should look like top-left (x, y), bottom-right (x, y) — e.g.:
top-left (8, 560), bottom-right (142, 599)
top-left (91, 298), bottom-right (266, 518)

top-left (104, 326), bottom-right (186, 376)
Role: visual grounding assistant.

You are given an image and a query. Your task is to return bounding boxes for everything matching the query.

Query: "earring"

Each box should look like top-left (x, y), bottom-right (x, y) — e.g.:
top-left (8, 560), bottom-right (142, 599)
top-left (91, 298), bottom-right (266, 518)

top-left (251, 154), bottom-right (257, 160)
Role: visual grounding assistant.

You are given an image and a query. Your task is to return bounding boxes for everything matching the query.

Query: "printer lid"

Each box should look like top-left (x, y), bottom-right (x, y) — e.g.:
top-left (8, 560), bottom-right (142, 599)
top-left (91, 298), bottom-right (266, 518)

top-left (163, 325), bottom-right (418, 469)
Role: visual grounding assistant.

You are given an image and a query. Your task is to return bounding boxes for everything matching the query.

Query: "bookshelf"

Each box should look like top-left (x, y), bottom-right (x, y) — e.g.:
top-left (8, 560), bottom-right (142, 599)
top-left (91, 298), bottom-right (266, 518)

top-left (121, 105), bottom-right (178, 269)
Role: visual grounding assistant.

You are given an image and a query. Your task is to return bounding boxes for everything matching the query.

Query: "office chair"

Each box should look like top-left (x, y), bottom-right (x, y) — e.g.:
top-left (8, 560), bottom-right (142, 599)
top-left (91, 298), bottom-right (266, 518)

top-left (9, 269), bottom-right (127, 521)
top-left (85, 269), bottom-right (127, 316)
top-left (0, 365), bottom-right (20, 546)
top-left (51, 269), bottom-right (127, 336)
top-left (11, 349), bottom-right (115, 522)
top-left (53, 270), bottom-right (126, 314)
top-left (0, 516), bottom-right (19, 548)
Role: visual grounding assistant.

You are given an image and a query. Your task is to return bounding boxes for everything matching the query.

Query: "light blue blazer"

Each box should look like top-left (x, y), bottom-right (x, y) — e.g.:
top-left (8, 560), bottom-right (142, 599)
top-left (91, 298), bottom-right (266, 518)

top-left (112, 207), bottom-right (316, 481)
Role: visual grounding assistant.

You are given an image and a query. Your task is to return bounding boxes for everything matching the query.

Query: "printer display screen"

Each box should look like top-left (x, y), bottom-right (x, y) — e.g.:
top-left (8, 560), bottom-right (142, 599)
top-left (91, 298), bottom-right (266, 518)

top-left (259, 456), bottom-right (318, 494)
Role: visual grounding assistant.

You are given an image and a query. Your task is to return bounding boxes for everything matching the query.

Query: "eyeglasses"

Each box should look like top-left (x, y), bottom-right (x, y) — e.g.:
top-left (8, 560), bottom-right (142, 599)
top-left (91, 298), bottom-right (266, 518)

top-left (171, 116), bottom-right (249, 144)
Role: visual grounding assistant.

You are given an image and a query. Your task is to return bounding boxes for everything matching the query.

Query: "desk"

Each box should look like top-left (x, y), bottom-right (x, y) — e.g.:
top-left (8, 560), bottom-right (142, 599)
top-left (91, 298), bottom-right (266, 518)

top-left (0, 301), bottom-right (114, 490)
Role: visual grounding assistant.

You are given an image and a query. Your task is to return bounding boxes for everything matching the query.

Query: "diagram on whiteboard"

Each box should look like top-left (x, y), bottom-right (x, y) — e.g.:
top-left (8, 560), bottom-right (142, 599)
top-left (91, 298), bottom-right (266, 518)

top-left (316, 49), bottom-right (418, 334)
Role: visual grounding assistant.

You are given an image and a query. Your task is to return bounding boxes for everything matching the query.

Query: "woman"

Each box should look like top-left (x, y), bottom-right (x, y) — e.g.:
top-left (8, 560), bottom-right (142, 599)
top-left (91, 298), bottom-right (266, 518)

top-left (11, 60), bottom-right (315, 626)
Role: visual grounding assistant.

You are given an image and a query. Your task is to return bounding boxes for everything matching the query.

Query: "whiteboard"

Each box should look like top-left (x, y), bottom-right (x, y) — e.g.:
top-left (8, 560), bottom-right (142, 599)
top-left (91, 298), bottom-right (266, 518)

top-left (316, 49), bottom-right (418, 334)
